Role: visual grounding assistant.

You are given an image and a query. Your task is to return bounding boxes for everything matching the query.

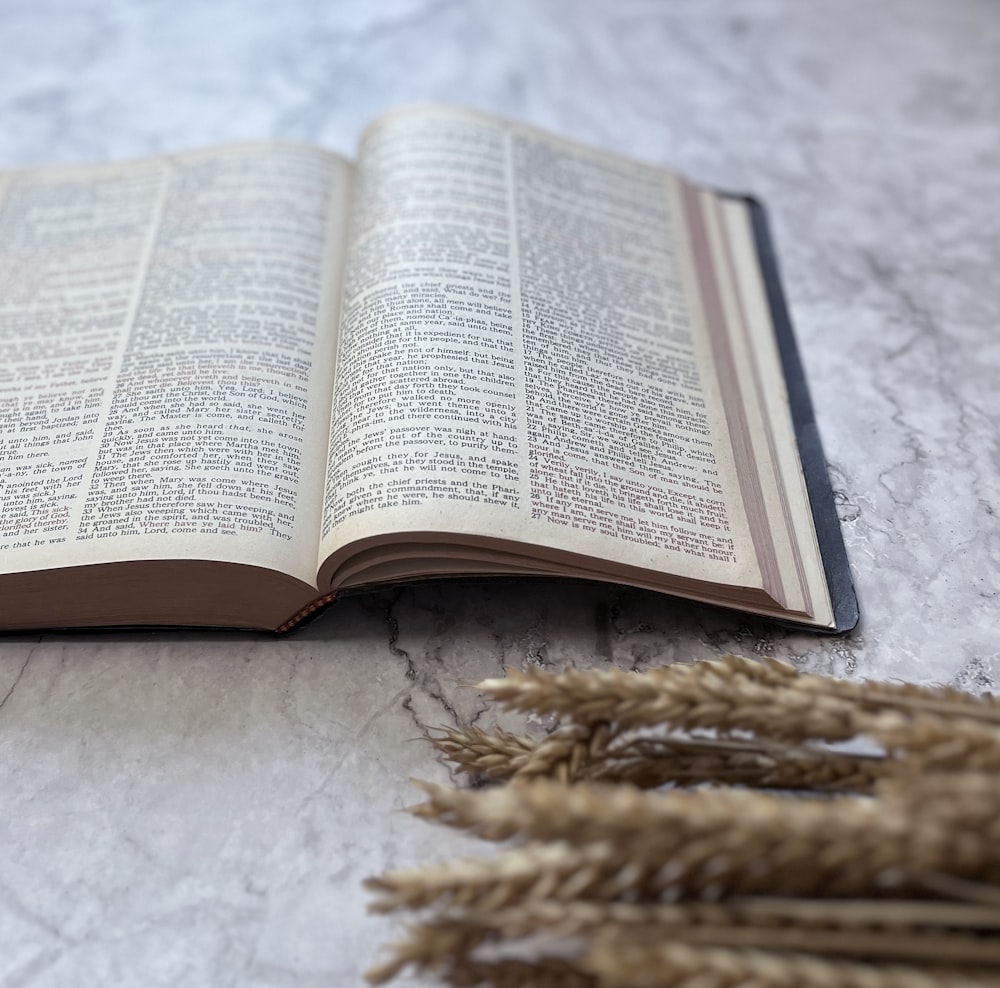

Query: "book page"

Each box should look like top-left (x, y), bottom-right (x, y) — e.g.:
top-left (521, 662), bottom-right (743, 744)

top-left (714, 195), bottom-right (833, 623)
top-left (318, 107), bottom-right (763, 594)
top-left (0, 144), bottom-right (351, 585)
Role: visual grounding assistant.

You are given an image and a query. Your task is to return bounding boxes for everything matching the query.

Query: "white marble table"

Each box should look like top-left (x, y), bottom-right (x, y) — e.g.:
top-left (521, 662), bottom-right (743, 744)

top-left (1, 1), bottom-right (998, 984)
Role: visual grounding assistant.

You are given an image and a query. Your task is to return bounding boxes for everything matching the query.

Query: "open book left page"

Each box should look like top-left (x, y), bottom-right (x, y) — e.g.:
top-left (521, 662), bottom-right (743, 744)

top-left (0, 144), bottom-right (352, 628)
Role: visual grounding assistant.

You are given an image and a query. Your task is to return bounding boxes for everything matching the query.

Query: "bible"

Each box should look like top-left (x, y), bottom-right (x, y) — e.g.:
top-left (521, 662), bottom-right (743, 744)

top-left (0, 106), bottom-right (858, 633)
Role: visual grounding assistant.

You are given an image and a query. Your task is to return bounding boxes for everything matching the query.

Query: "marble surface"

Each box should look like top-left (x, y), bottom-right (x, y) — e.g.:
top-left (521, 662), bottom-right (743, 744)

top-left (1, 0), bottom-right (999, 984)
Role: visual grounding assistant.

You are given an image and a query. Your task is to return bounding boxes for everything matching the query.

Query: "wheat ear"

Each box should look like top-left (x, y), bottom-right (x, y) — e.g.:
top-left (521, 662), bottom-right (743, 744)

top-left (598, 924), bottom-right (1000, 966)
top-left (367, 824), bottom-right (992, 913)
top-left (366, 840), bottom-right (620, 914)
top-left (589, 733), bottom-right (887, 791)
top-left (430, 724), bottom-right (888, 791)
top-left (724, 655), bottom-right (1000, 725)
top-left (479, 656), bottom-right (1000, 742)
top-left (419, 898), bottom-right (1000, 965)
top-left (367, 902), bottom-right (1000, 986)
top-left (398, 780), bottom-right (1000, 900)
top-left (427, 725), bottom-right (539, 779)
top-left (860, 711), bottom-right (1000, 771)
top-left (408, 775), bottom-right (998, 851)
top-left (444, 897), bottom-right (1000, 938)
top-left (478, 662), bottom-right (863, 740)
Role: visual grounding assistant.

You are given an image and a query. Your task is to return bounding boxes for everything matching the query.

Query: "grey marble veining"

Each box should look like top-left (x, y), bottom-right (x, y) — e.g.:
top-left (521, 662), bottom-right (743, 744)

top-left (1, 0), bottom-right (999, 984)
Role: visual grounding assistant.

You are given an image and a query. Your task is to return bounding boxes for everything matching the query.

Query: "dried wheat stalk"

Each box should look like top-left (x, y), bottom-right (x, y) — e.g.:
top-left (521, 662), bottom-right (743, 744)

top-left (428, 725), bottom-right (539, 779)
top-left (430, 723), bottom-right (888, 791)
top-left (434, 897), bottom-right (1000, 939)
top-left (367, 901), bottom-right (1000, 986)
top-left (726, 656), bottom-right (1000, 725)
top-left (583, 940), bottom-right (1000, 988)
top-left (368, 658), bottom-right (1000, 987)
top-left (368, 801), bottom-right (1000, 913)
top-left (405, 777), bottom-right (1000, 880)
top-left (479, 658), bottom-right (862, 741)
top-left (474, 657), bottom-right (1000, 776)
top-left (860, 710), bottom-right (1000, 771)
top-left (394, 899), bottom-right (1000, 961)
top-left (369, 925), bottom-right (593, 988)
top-left (430, 722), bottom-right (624, 786)
top-left (594, 923), bottom-right (1000, 966)
top-left (479, 654), bottom-right (1000, 733)
top-left (367, 840), bottom-right (614, 914)
top-left (595, 734), bottom-right (886, 790)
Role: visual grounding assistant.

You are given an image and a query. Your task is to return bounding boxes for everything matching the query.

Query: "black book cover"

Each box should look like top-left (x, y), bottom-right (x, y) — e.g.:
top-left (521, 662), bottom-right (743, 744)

top-left (738, 196), bottom-right (859, 633)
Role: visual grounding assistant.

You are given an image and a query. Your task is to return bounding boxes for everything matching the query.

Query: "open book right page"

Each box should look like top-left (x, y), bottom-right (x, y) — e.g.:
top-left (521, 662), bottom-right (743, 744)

top-left (316, 106), bottom-right (832, 625)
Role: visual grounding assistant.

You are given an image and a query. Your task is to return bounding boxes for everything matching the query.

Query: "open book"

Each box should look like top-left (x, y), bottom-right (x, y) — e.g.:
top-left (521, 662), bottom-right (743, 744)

top-left (0, 106), bottom-right (857, 633)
